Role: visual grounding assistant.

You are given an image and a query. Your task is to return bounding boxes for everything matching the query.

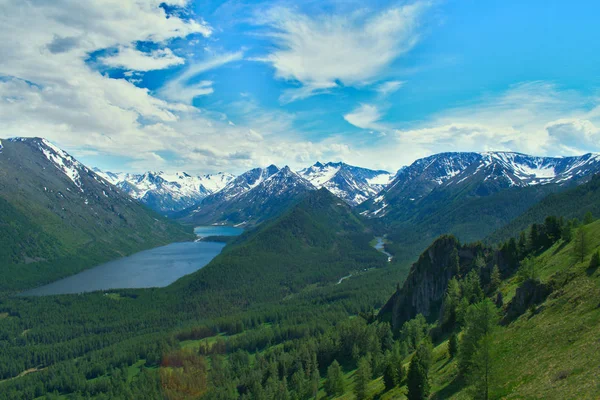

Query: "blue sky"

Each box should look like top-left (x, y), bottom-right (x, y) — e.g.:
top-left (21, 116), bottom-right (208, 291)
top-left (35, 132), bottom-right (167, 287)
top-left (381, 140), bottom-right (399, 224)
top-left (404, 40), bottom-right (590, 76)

top-left (1, 0), bottom-right (599, 174)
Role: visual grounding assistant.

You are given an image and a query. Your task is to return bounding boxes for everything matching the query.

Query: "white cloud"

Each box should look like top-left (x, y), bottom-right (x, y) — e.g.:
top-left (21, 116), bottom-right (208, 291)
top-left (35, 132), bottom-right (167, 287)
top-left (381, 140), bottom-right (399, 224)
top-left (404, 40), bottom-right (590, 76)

top-left (0, 0), bottom-right (355, 174)
top-left (159, 51), bottom-right (244, 103)
top-left (344, 104), bottom-right (383, 130)
top-left (385, 82), bottom-right (600, 166)
top-left (376, 80), bottom-right (405, 95)
top-left (545, 119), bottom-right (600, 153)
top-left (100, 47), bottom-right (185, 71)
top-left (255, 2), bottom-right (430, 102)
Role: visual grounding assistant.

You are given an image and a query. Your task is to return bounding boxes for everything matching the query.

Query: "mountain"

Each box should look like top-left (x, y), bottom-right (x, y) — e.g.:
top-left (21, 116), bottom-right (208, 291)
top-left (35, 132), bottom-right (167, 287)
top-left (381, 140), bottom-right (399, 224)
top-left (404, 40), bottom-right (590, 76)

top-left (363, 151), bottom-right (600, 218)
top-left (298, 161), bottom-right (392, 205)
top-left (174, 188), bottom-right (387, 305)
top-left (360, 151), bottom-right (600, 260)
top-left (180, 165), bottom-right (316, 226)
top-left (93, 169), bottom-right (234, 214)
top-left (0, 137), bottom-right (194, 293)
top-left (488, 173), bottom-right (600, 243)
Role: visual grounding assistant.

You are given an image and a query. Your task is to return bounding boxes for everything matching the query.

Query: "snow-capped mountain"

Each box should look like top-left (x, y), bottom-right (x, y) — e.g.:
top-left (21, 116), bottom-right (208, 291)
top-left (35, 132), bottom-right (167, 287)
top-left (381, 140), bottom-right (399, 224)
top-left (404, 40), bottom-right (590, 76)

top-left (364, 151), bottom-right (600, 218)
top-left (181, 165), bottom-right (315, 226)
top-left (298, 162), bottom-right (392, 205)
top-left (0, 137), bottom-right (191, 269)
top-left (93, 169), bottom-right (235, 214)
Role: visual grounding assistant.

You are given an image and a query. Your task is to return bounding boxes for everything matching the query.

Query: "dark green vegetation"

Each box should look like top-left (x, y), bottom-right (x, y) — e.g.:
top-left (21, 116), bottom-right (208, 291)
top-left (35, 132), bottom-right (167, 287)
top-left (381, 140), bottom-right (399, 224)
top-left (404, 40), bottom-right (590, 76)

top-left (377, 183), bottom-right (561, 263)
top-left (488, 173), bottom-right (600, 243)
top-left (0, 189), bottom-right (408, 399)
top-left (0, 138), bottom-right (193, 294)
top-left (1, 141), bottom-right (600, 399)
top-left (172, 189), bottom-right (387, 307)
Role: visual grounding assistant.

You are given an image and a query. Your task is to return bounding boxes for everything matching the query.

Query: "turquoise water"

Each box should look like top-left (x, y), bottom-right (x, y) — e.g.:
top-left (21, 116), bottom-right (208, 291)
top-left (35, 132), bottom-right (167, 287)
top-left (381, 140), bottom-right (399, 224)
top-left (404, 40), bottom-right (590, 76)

top-left (22, 226), bottom-right (243, 296)
top-left (194, 225), bottom-right (244, 238)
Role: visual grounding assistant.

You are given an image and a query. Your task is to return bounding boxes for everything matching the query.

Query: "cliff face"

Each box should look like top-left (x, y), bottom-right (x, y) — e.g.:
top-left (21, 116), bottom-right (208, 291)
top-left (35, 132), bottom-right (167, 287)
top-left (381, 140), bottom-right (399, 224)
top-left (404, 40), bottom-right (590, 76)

top-left (380, 235), bottom-right (485, 329)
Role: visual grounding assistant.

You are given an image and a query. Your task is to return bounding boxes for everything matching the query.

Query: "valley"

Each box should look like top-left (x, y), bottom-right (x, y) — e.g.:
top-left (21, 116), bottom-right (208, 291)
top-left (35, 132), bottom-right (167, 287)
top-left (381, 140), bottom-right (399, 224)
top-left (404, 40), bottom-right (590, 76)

top-left (3, 3), bottom-right (599, 399)
top-left (0, 138), bottom-right (599, 400)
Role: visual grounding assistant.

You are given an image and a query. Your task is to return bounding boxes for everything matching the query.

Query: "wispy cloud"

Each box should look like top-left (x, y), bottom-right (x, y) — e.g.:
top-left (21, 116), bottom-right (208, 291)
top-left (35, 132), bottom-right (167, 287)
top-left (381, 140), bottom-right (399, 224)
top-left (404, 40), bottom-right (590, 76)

top-left (343, 104), bottom-right (384, 130)
top-left (159, 51), bottom-right (244, 103)
top-left (375, 80), bottom-right (405, 96)
top-left (254, 2), bottom-right (430, 102)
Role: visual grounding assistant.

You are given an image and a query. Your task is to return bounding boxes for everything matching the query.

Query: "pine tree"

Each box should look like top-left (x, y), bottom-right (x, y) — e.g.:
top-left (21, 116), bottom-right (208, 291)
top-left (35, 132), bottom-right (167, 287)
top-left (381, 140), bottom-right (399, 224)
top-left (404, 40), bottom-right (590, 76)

top-left (458, 299), bottom-right (498, 377)
top-left (354, 357), bottom-right (372, 400)
top-left (573, 228), bottom-right (588, 263)
top-left (490, 264), bottom-right (501, 293)
top-left (584, 211), bottom-right (594, 225)
top-left (589, 251), bottom-right (600, 271)
top-left (517, 257), bottom-right (537, 282)
top-left (448, 332), bottom-right (459, 358)
top-left (407, 341), bottom-right (432, 400)
top-left (324, 360), bottom-right (344, 397)
top-left (383, 359), bottom-right (396, 391)
top-left (529, 224), bottom-right (540, 252)
top-left (471, 334), bottom-right (495, 400)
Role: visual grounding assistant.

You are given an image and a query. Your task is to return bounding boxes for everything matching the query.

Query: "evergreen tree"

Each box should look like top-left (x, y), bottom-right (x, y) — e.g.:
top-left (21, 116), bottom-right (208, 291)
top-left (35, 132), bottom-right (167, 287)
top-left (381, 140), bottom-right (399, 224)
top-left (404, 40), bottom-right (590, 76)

top-left (471, 334), bottom-right (495, 400)
top-left (589, 251), bottom-right (600, 271)
top-left (461, 270), bottom-right (484, 304)
top-left (573, 228), bottom-right (588, 263)
top-left (407, 341), bottom-right (432, 400)
top-left (448, 332), bottom-right (459, 358)
top-left (529, 224), bottom-right (540, 252)
top-left (490, 264), bottom-right (501, 293)
top-left (517, 231), bottom-right (527, 257)
top-left (584, 211), bottom-right (594, 225)
top-left (517, 257), bottom-right (537, 282)
top-left (354, 357), bottom-right (372, 400)
top-left (383, 359), bottom-right (396, 391)
top-left (324, 360), bottom-right (344, 397)
top-left (544, 216), bottom-right (562, 243)
top-left (441, 278), bottom-right (461, 328)
top-left (561, 221), bottom-right (573, 242)
top-left (458, 299), bottom-right (499, 376)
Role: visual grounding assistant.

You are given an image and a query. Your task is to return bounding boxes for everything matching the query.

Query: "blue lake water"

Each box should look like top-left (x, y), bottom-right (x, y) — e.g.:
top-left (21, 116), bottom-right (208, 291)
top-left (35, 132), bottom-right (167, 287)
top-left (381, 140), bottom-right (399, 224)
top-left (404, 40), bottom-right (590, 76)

top-left (22, 226), bottom-right (243, 296)
top-left (194, 225), bottom-right (244, 238)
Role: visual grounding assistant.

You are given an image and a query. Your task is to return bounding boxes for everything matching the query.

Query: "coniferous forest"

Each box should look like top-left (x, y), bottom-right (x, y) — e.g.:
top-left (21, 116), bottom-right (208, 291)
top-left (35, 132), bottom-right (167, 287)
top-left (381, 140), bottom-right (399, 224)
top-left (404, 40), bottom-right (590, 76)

top-left (2, 2), bottom-right (600, 398)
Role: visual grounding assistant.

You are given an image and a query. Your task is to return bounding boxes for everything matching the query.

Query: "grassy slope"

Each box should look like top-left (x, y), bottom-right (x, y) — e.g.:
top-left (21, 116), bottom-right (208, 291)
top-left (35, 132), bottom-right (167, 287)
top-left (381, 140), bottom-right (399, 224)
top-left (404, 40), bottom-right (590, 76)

top-left (425, 221), bottom-right (600, 399)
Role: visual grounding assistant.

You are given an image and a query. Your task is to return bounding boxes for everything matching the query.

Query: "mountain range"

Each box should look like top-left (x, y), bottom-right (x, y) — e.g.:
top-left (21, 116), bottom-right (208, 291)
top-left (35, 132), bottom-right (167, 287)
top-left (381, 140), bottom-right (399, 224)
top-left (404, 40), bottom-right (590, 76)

top-left (4, 136), bottom-right (600, 262)
top-left (93, 169), bottom-right (234, 215)
top-left (0, 137), bottom-right (193, 292)
top-left (96, 161), bottom-right (393, 216)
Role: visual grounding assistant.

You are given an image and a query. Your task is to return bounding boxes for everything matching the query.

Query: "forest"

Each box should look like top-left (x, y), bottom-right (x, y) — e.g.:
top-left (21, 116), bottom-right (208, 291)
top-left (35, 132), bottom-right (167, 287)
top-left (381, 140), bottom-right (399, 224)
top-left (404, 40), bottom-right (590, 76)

top-left (1, 182), bottom-right (599, 399)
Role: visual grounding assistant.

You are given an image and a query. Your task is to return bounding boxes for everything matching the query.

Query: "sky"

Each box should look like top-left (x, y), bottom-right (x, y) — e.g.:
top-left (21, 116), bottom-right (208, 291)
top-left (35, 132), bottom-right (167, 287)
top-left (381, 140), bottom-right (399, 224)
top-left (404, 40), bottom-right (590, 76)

top-left (1, 0), bottom-right (599, 175)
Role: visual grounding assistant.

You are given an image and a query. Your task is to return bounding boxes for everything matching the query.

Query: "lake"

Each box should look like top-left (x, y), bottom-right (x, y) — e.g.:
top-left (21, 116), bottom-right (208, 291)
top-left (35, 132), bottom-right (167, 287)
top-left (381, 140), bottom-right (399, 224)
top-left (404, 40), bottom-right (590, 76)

top-left (21, 226), bottom-right (243, 296)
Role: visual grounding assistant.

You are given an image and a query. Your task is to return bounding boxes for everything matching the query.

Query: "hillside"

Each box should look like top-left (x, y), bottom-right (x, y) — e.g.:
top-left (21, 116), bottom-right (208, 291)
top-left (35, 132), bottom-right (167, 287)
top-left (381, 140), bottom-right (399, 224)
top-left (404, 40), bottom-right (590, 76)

top-left (373, 218), bottom-right (600, 399)
top-left (361, 152), bottom-right (600, 261)
top-left (0, 138), bottom-right (194, 293)
top-left (173, 188), bottom-right (387, 307)
top-left (488, 173), bottom-right (600, 243)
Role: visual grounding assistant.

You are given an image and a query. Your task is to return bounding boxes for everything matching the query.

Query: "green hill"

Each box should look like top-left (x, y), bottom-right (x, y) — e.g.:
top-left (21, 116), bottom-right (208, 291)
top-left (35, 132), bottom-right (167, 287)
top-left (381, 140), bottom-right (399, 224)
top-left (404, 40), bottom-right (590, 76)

top-left (488, 173), bottom-right (600, 243)
top-left (172, 188), bottom-right (388, 308)
top-left (0, 138), bottom-right (193, 293)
